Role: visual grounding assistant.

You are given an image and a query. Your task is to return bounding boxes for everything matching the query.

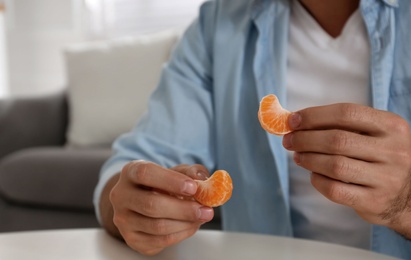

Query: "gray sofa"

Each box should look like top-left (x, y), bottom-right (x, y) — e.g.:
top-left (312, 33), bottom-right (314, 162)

top-left (0, 91), bottom-right (220, 232)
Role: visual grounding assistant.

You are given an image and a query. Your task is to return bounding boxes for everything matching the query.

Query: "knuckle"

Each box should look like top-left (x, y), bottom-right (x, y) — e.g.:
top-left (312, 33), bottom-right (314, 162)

top-left (329, 131), bottom-right (349, 153)
top-left (171, 164), bottom-right (189, 172)
top-left (401, 148), bottom-right (411, 162)
top-left (134, 163), bottom-right (151, 183)
top-left (122, 232), bottom-right (137, 247)
top-left (394, 147), bottom-right (411, 167)
top-left (327, 183), bottom-right (358, 206)
top-left (141, 195), bottom-right (158, 217)
top-left (191, 164), bottom-right (207, 172)
top-left (389, 115), bottom-right (410, 135)
top-left (190, 164), bottom-right (209, 178)
top-left (140, 248), bottom-right (162, 256)
top-left (121, 164), bottom-right (130, 176)
top-left (130, 239), bottom-right (158, 256)
top-left (112, 213), bottom-right (126, 227)
top-left (109, 188), bottom-right (118, 203)
top-left (339, 103), bottom-right (358, 123)
top-left (121, 232), bottom-right (162, 256)
top-left (122, 160), bottom-right (147, 173)
top-left (174, 164), bottom-right (209, 179)
top-left (326, 182), bottom-right (340, 200)
top-left (151, 219), bottom-right (168, 235)
top-left (330, 156), bottom-right (349, 180)
top-left (158, 234), bottom-right (177, 247)
top-left (186, 165), bottom-right (199, 176)
top-left (344, 192), bottom-right (359, 207)
top-left (331, 157), bottom-right (361, 183)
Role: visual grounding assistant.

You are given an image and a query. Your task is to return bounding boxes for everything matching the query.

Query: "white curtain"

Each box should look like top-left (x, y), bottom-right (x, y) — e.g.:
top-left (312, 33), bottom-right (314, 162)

top-left (85, 0), bottom-right (206, 38)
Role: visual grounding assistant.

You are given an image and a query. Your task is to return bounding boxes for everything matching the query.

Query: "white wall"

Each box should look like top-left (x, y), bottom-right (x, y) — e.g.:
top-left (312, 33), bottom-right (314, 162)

top-left (0, 4), bottom-right (8, 97)
top-left (88, 0), bottom-right (205, 37)
top-left (3, 0), bottom-right (204, 97)
top-left (5, 0), bottom-right (86, 96)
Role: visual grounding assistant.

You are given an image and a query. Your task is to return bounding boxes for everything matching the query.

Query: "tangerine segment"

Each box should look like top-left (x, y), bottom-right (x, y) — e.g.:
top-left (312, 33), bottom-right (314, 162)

top-left (193, 170), bottom-right (233, 207)
top-left (258, 94), bottom-right (292, 136)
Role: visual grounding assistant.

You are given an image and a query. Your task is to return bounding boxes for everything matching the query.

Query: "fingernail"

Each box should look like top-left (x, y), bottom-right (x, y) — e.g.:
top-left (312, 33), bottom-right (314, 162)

top-left (197, 207), bottom-right (213, 221)
top-left (289, 112), bottom-right (302, 129)
top-left (282, 133), bottom-right (293, 149)
top-left (293, 152), bottom-right (301, 164)
top-left (182, 180), bottom-right (197, 195)
top-left (196, 172), bottom-right (208, 181)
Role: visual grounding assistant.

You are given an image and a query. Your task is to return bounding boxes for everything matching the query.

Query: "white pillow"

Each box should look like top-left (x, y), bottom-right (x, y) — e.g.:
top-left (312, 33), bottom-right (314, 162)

top-left (64, 30), bottom-right (179, 147)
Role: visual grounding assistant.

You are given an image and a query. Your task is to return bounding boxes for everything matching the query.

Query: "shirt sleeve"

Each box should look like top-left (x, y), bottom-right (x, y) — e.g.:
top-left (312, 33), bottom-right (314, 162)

top-left (93, 1), bottom-right (218, 224)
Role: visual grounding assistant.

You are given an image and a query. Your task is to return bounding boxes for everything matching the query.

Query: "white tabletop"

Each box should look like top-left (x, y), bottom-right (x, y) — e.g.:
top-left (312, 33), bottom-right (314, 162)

top-left (0, 228), bottom-right (399, 260)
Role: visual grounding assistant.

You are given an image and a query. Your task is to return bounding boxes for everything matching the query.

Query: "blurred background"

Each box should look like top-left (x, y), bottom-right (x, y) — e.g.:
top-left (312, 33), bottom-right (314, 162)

top-left (0, 0), bottom-right (205, 98)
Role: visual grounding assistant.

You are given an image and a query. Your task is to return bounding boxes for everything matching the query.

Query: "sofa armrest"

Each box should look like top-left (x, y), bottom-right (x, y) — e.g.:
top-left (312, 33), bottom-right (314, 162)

top-left (0, 91), bottom-right (68, 159)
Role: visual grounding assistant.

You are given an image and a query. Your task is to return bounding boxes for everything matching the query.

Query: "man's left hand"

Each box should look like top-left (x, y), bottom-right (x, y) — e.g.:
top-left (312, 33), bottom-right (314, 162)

top-left (283, 103), bottom-right (411, 238)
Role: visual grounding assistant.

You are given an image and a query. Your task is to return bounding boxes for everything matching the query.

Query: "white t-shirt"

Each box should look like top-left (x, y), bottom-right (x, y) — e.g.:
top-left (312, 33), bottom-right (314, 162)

top-left (287, 0), bottom-right (371, 249)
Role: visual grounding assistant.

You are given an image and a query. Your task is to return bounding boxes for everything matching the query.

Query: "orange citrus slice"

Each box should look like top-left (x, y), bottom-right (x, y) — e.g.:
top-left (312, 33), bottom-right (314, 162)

top-left (193, 170), bottom-right (233, 207)
top-left (258, 94), bottom-right (292, 136)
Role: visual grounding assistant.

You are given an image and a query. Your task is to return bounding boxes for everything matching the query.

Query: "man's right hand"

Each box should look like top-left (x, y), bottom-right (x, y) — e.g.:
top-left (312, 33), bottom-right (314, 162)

top-left (99, 161), bottom-right (214, 256)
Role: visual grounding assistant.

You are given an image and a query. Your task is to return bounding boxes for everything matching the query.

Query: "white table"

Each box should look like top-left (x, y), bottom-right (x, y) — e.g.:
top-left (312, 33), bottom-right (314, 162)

top-left (0, 228), bottom-right (399, 260)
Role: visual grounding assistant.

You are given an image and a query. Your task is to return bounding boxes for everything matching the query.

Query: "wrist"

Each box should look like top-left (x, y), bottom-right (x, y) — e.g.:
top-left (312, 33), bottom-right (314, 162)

top-left (389, 210), bottom-right (411, 240)
top-left (99, 173), bottom-right (123, 240)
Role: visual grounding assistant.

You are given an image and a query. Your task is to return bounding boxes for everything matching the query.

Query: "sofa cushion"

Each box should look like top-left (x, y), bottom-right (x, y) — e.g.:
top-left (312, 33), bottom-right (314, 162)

top-left (64, 29), bottom-right (179, 147)
top-left (0, 197), bottom-right (100, 232)
top-left (0, 147), bottom-right (112, 210)
top-left (0, 92), bottom-right (68, 160)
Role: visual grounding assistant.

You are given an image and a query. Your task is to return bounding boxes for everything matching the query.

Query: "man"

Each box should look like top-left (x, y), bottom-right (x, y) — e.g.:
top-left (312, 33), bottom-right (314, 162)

top-left (94, 0), bottom-right (411, 258)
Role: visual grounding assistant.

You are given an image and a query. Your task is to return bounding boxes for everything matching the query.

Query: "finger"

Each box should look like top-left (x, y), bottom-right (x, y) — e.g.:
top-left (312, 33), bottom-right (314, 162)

top-left (290, 103), bottom-right (391, 136)
top-left (170, 164), bottom-right (210, 180)
top-left (137, 217), bottom-right (201, 236)
top-left (283, 129), bottom-right (384, 162)
top-left (122, 161), bottom-right (198, 196)
top-left (116, 210), bottom-right (200, 236)
top-left (123, 227), bottom-right (198, 256)
top-left (125, 188), bottom-right (214, 222)
top-left (310, 172), bottom-right (369, 209)
top-left (293, 152), bottom-right (379, 187)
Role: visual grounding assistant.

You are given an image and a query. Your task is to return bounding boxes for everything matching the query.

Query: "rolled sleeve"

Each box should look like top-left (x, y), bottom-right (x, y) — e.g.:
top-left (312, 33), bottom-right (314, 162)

top-left (93, 1), bottom-right (217, 224)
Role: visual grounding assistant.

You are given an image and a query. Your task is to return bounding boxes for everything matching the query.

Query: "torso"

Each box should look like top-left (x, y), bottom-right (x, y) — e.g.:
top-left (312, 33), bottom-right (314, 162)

top-left (287, 0), bottom-right (371, 249)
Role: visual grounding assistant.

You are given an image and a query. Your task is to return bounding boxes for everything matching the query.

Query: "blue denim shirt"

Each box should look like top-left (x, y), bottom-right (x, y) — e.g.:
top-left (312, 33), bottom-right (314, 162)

top-left (94, 0), bottom-right (411, 258)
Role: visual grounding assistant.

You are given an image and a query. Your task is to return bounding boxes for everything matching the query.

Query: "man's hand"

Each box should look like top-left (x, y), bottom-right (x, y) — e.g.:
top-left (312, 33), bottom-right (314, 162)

top-left (283, 103), bottom-right (411, 238)
top-left (100, 161), bottom-right (214, 256)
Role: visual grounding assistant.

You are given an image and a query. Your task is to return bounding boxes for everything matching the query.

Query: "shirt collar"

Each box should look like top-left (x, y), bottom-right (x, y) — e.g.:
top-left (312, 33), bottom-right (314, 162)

top-left (251, 0), bottom-right (288, 21)
top-left (251, 0), bottom-right (269, 21)
top-left (251, 0), bottom-right (399, 13)
top-left (380, 0), bottom-right (399, 7)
